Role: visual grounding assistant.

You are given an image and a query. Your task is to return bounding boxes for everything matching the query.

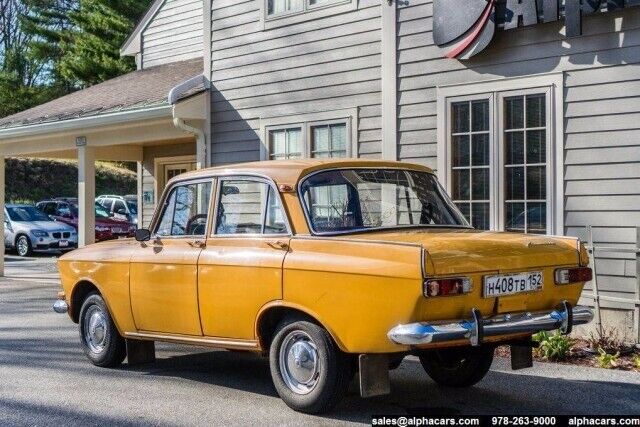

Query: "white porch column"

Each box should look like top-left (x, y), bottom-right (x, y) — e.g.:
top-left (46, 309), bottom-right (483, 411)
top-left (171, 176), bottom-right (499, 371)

top-left (0, 156), bottom-right (5, 276)
top-left (136, 161), bottom-right (143, 227)
top-left (78, 146), bottom-right (96, 247)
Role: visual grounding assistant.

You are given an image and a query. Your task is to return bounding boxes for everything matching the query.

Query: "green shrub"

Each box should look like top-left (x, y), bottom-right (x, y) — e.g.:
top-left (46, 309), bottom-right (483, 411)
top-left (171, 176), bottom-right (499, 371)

top-left (5, 157), bottom-right (136, 204)
top-left (532, 330), bottom-right (573, 361)
top-left (632, 354), bottom-right (640, 370)
top-left (588, 327), bottom-right (625, 354)
top-left (596, 348), bottom-right (619, 369)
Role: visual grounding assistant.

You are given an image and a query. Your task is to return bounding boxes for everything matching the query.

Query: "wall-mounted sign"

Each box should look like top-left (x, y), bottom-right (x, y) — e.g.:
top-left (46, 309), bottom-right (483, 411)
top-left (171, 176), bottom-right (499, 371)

top-left (75, 136), bottom-right (87, 147)
top-left (434, 0), bottom-right (640, 60)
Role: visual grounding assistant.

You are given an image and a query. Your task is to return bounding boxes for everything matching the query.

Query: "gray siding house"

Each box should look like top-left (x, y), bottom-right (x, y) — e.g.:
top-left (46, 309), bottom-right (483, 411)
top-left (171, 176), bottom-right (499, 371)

top-left (0, 0), bottom-right (638, 340)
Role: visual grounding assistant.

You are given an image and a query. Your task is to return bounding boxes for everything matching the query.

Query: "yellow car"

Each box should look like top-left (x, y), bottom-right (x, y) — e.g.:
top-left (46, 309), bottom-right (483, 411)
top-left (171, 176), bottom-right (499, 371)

top-left (53, 159), bottom-right (593, 414)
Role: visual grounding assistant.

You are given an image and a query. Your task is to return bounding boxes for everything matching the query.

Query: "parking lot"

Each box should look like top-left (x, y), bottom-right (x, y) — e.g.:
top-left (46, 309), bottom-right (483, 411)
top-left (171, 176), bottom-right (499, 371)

top-left (0, 255), bottom-right (639, 426)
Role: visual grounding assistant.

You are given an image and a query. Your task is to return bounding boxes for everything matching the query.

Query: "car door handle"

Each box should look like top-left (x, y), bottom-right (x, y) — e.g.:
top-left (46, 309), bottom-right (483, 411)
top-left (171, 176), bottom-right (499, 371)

top-left (266, 240), bottom-right (289, 251)
top-left (188, 240), bottom-right (206, 248)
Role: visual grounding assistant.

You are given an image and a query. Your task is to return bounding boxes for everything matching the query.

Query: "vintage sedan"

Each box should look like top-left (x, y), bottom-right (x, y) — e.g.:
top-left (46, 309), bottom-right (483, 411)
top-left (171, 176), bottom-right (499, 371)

top-left (53, 159), bottom-right (593, 414)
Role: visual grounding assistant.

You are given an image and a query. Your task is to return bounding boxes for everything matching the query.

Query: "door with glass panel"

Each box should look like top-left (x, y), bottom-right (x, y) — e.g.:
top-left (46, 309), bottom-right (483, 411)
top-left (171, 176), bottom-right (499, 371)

top-left (129, 179), bottom-right (212, 335)
top-left (198, 178), bottom-right (290, 340)
top-left (500, 92), bottom-right (549, 235)
top-left (450, 98), bottom-right (492, 230)
top-left (449, 90), bottom-right (550, 235)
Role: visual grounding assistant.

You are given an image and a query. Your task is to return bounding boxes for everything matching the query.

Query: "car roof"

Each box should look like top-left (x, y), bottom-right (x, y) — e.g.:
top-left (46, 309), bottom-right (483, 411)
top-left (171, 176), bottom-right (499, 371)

top-left (171, 159), bottom-right (434, 186)
top-left (6, 204), bottom-right (34, 208)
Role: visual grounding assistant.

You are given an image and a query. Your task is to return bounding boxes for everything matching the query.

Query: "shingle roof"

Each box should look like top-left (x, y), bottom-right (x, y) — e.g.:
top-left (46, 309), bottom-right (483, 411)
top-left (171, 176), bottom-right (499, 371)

top-left (0, 58), bottom-right (203, 130)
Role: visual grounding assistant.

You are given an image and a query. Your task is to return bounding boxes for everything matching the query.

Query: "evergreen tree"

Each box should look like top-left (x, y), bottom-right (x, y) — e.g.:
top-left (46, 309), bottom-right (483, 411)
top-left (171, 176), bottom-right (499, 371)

top-left (0, 0), bottom-right (61, 117)
top-left (20, 0), bottom-right (150, 89)
top-left (59, 0), bottom-right (150, 87)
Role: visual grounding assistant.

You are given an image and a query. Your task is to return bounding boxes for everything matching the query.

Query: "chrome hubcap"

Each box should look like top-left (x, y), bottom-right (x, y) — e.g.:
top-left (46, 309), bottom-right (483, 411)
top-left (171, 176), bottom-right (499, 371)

top-left (83, 306), bottom-right (107, 353)
top-left (279, 331), bottom-right (320, 395)
top-left (17, 237), bottom-right (29, 256)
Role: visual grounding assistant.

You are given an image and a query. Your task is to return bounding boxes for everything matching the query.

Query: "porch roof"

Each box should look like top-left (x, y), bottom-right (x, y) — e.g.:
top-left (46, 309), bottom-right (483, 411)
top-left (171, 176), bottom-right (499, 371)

top-left (0, 58), bottom-right (203, 131)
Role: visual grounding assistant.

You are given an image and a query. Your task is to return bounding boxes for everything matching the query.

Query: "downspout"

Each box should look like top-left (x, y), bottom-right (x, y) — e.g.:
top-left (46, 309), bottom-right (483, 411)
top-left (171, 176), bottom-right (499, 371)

top-left (172, 114), bottom-right (206, 169)
top-left (168, 74), bottom-right (210, 169)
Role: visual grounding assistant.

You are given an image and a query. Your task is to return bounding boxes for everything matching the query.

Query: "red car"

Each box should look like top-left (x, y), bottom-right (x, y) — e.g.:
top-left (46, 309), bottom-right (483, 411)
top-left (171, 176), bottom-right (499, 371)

top-left (36, 199), bottom-right (136, 242)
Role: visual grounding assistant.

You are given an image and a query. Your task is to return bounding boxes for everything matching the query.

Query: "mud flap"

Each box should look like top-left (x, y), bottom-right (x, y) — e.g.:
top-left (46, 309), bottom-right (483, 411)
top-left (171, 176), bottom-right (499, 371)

top-left (510, 343), bottom-right (533, 370)
top-left (126, 339), bottom-right (156, 366)
top-left (359, 354), bottom-right (390, 398)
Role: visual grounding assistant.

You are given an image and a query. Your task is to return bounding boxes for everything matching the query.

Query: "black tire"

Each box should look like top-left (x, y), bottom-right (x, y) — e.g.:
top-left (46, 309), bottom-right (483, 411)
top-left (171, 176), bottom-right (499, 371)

top-left (15, 235), bottom-right (32, 257)
top-left (418, 346), bottom-right (494, 387)
top-left (269, 318), bottom-right (353, 414)
top-left (78, 292), bottom-right (126, 368)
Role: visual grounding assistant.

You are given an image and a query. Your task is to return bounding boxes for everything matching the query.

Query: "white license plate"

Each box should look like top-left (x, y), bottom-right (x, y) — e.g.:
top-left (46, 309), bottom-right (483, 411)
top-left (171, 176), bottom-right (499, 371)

top-left (483, 271), bottom-right (543, 298)
top-left (112, 228), bottom-right (122, 234)
top-left (59, 240), bottom-right (69, 248)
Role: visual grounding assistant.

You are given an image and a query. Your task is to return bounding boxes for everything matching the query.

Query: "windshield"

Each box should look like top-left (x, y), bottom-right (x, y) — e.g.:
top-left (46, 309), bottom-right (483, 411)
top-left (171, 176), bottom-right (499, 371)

top-left (67, 203), bottom-right (111, 219)
top-left (299, 169), bottom-right (469, 234)
top-left (7, 206), bottom-right (51, 222)
top-left (94, 203), bottom-right (111, 218)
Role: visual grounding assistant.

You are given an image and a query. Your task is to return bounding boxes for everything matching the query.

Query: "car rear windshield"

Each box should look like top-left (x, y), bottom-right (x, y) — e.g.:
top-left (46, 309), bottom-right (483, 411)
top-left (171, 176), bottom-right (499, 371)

top-left (299, 168), bottom-right (470, 234)
top-left (7, 206), bottom-right (51, 222)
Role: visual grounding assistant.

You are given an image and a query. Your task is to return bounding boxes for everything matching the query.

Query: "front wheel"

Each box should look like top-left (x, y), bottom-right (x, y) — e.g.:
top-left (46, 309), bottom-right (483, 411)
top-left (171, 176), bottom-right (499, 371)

top-left (269, 318), bottom-right (353, 414)
top-left (15, 235), bottom-right (32, 257)
top-left (418, 346), bottom-right (494, 387)
top-left (78, 292), bottom-right (126, 368)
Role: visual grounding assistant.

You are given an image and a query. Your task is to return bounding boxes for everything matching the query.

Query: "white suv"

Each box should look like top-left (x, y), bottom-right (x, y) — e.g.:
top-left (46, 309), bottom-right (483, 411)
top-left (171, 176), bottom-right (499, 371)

top-left (96, 195), bottom-right (138, 225)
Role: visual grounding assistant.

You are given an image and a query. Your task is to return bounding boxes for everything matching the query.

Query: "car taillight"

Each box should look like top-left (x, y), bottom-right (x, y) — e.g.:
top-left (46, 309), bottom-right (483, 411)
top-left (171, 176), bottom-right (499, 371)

top-left (554, 267), bottom-right (593, 285)
top-left (424, 277), bottom-right (471, 297)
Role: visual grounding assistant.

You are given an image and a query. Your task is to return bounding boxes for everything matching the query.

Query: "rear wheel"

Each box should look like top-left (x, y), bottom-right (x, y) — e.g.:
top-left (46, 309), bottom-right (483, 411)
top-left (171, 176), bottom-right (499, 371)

top-left (78, 292), bottom-right (126, 368)
top-left (418, 346), bottom-right (494, 387)
top-left (15, 235), bottom-right (32, 257)
top-left (269, 318), bottom-right (353, 414)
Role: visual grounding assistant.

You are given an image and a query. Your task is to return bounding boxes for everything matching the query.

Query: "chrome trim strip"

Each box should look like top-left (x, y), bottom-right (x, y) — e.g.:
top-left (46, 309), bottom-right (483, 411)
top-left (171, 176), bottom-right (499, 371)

top-left (290, 235), bottom-right (423, 248)
top-left (387, 305), bottom-right (594, 346)
top-left (125, 332), bottom-right (260, 350)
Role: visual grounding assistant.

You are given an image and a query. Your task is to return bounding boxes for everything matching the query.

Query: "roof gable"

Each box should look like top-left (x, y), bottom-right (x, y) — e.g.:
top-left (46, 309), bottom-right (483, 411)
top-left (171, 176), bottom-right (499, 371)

top-left (121, 0), bottom-right (166, 57)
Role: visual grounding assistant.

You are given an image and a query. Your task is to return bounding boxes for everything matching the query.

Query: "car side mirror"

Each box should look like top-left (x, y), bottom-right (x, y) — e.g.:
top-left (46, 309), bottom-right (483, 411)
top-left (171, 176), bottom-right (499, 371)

top-left (135, 228), bottom-right (151, 242)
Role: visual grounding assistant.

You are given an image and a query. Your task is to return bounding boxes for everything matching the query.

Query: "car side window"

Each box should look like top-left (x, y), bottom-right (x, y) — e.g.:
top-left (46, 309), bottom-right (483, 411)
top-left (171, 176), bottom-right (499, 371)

top-left (215, 179), bottom-right (287, 235)
top-left (40, 203), bottom-right (56, 216)
top-left (113, 200), bottom-right (127, 215)
top-left (155, 181), bottom-right (212, 237)
top-left (57, 203), bottom-right (71, 217)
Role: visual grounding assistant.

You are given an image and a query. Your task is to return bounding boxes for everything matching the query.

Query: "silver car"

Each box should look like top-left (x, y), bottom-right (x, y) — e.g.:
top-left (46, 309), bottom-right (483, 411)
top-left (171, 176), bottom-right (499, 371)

top-left (4, 205), bottom-right (78, 257)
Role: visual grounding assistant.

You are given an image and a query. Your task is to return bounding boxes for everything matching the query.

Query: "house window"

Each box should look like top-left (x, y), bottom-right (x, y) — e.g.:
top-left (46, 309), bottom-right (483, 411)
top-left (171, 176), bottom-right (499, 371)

top-left (269, 127), bottom-right (303, 160)
top-left (440, 82), bottom-right (556, 235)
top-left (267, 0), bottom-right (303, 17)
top-left (262, 113), bottom-right (354, 160)
top-left (450, 100), bottom-right (491, 230)
top-left (503, 94), bottom-right (547, 234)
top-left (263, 0), bottom-right (355, 27)
top-left (311, 123), bottom-right (347, 158)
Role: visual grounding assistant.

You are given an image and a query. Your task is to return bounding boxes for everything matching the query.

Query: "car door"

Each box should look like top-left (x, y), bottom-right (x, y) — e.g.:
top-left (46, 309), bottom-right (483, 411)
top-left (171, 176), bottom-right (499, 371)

top-left (129, 178), bottom-right (213, 335)
top-left (198, 177), bottom-right (290, 340)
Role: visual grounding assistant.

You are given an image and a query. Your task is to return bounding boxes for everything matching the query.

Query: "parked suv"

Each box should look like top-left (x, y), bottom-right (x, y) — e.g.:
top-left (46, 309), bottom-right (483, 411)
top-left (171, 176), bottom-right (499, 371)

top-left (36, 199), bottom-right (135, 242)
top-left (96, 195), bottom-right (138, 225)
top-left (4, 204), bottom-right (77, 256)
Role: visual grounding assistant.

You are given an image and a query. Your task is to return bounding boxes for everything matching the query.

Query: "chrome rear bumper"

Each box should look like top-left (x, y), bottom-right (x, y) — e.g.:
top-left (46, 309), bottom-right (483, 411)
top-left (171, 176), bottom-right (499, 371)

top-left (388, 302), bottom-right (593, 347)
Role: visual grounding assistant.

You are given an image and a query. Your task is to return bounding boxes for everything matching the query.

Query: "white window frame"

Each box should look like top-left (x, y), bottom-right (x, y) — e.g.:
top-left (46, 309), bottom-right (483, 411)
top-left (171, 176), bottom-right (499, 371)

top-left (260, 109), bottom-right (358, 160)
top-left (437, 73), bottom-right (564, 235)
top-left (266, 124), bottom-right (304, 160)
top-left (260, 0), bottom-right (357, 31)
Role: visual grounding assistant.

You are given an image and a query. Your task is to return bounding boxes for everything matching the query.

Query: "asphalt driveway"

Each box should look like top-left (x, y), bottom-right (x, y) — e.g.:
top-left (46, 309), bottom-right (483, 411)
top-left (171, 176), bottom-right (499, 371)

top-left (0, 256), bottom-right (639, 426)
